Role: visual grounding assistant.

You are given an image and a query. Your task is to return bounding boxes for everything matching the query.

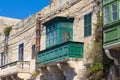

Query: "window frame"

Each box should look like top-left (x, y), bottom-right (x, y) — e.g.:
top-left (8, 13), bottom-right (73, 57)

top-left (46, 22), bottom-right (73, 48)
top-left (111, 2), bottom-right (119, 21)
top-left (46, 23), bottom-right (59, 48)
top-left (103, 0), bottom-right (115, 5)
top-left (18, 43), bottom-right (24, 61)
top-left (103, 1), bottom-right (119, 25)
top-left (103, 0), bottom-right (110, 5)
top-left (103, 5), bottom-right (111, 25)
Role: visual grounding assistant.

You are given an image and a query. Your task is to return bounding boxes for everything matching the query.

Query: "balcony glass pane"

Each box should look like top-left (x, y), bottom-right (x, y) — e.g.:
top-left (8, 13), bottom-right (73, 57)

top-left (46, 22), bottom-right (73, 48)
top-left (112, 3), bottom-right (118, 21)
top-left (62, 31), bottom-right (71, 42)
top-left (104, 6), bottom-right (110, 24)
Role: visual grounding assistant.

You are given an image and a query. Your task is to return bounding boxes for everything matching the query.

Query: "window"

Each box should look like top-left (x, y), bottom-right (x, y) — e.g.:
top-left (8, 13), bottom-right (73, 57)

top-left (18, 43), bottom-right (24, 61)
top-left (46, 22), bottom-right (73, 48)
top-left (1, 52), bottom-right (5, 66)
top-left (103, 1), bottom-right (119, 25)
top-left (104, 6), bottom-right (110, 24)
top-left (46, 24), bottom-right (58, 47)
top-left (32, 45), bottom-right (36, 59)
top-left (112, 3), bottom-right (118, 21)
top-left (84, 12), bottom-right (92, 37)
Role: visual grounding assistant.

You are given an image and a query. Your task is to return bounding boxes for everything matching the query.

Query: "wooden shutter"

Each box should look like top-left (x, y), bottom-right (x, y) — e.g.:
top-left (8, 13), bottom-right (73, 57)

top-left (84, 12), bottom-right (92, 37)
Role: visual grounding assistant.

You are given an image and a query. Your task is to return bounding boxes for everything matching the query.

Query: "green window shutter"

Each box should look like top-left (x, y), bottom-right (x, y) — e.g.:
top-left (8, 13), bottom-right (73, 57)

top-left (84, 12), bottom-right (92, 37)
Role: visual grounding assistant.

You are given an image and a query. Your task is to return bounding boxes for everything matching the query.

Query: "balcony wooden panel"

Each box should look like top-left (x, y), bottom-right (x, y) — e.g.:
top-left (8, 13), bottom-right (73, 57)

top-left (38, 41), bottom-right (84, 67)
top-left (104, 27), bottom-right (120, 46)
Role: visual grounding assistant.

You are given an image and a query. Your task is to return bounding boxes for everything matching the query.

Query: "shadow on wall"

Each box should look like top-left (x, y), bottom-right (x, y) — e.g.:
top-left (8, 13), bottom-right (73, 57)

top-left (39, 63), bottom-right (77, 80)
top-left (40, 75), bottom-right (46, 80)
top-left (108, 65), bottom-right (120, 80)
top-left (60, 63), bottom-right (77, 80)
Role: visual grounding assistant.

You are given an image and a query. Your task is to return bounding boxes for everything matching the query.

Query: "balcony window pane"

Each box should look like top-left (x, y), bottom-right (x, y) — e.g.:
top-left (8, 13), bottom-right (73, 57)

top-left (62, 31), bottom-right (71, 42)
top-left (46, 19), bottom-right (73, 48)
top-left (112, 3), bottom-right (118, 21)
top-left (104, 7), bottom-right (110, 24)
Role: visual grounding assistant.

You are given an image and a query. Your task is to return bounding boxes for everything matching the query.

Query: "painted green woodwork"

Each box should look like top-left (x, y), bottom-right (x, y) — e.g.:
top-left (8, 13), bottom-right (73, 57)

top-left (103, 0), bottom-right (117, 6)
top-left (38, 41), bottom-right (84, 67)
top-left (103, 0), bottom-right (120, 46)
top-left (103, 0), bottom-right (119, 26)
top-left (84, 12), bottom-right (92, 37)
top-left (45, 17), bottom-right (74, 48)
top-left (104, 26), bottom-right (120, 46)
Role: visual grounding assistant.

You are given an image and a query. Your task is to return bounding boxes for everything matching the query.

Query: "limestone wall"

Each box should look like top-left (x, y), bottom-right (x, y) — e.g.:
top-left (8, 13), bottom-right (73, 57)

top-left (0, 16), bottom-right (20, 66)
top-left (0, 14), bottom-right (37, 80)
top-left (0, 0), bottom-right (98, 79)
top-left (7, 14), bottom-right (36, 63)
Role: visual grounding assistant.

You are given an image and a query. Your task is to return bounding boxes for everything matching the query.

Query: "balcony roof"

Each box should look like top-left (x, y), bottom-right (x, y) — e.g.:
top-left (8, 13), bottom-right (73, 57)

top-left (43, 16), bottom-right (74, 26)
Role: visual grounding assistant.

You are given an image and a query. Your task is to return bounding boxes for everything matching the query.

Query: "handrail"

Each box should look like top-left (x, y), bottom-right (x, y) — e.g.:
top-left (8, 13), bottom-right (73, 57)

top-left (0, 61), bottom-right (18, 68)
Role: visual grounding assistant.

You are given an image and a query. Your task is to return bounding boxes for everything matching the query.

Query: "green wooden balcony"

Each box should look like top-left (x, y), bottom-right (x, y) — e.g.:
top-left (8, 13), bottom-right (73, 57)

top-left (38, 41), bottom-right (84, 67)
top-left (104, 27), bottom-right (120, 46)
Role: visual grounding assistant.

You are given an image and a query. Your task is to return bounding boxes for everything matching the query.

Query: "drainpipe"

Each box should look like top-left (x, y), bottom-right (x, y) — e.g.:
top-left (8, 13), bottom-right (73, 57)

top-left (29, 13), bottom-right (42, 80)
top-left (105, 49), bottom-right (115, 60)
top-left (36, 13), bottom-right (42, 69)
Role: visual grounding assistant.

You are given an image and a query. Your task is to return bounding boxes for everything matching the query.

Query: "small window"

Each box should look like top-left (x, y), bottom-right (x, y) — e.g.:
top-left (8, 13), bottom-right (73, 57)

top-left (18, 43), bottom-right (24, 61)
top-left (84, 12), bottom-right (92, 37)
top-left (32, 45), bottom-right (36, 59)
top-left (1, 52), bottom-right (5, 66)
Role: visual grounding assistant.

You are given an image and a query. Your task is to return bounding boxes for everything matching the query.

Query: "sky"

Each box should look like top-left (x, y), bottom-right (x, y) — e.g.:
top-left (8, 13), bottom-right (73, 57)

top-left (0, 0), bottom-right (50, 19)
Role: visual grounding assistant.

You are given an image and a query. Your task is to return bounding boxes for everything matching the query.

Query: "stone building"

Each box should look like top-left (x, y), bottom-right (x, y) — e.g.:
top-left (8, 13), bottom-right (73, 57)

top-left (0, 0), bottom-right (101, 80)
top-left (103, 0), bottom-right (120, 79)
top-left (0, 15), bottom-right (37, 80)
top-left (36, 0), bottom-right (100, 80)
